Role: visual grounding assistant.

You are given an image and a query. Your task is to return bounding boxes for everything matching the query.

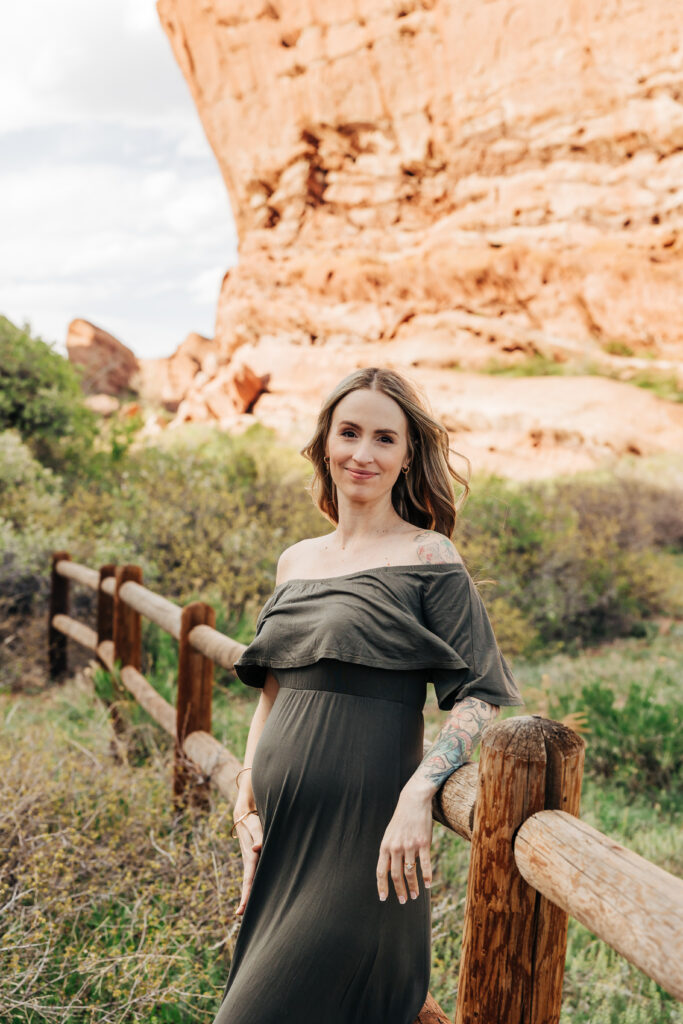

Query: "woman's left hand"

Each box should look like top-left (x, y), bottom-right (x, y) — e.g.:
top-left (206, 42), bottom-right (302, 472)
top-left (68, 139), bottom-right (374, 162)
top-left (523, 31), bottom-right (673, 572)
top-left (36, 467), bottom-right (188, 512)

top-left (376, 786), bottom-right (433, 904)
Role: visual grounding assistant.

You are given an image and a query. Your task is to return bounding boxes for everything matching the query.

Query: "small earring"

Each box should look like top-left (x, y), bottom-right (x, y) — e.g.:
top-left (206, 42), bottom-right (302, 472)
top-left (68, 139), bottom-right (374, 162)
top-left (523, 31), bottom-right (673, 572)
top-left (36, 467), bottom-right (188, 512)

top-left (324, 456), bottom-right (330, 466)
top-left (401, 463), bottom-right (410, 474)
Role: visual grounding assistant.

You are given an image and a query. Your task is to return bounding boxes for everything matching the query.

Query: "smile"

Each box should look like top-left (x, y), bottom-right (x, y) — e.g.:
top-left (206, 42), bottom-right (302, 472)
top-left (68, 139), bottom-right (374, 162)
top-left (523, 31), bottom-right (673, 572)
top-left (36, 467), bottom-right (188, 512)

top-left (345, 468), bottom-right (377, 480)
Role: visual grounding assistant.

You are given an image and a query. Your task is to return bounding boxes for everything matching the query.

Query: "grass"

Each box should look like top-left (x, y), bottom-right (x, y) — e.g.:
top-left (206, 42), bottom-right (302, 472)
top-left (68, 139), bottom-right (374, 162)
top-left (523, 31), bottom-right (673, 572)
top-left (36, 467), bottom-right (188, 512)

top-left (1, 624), bottom-right (682, 1023)
top-left (481, 353), bottom-right (683, 403)
top-left (0, 674), bottom-right (240, 1023)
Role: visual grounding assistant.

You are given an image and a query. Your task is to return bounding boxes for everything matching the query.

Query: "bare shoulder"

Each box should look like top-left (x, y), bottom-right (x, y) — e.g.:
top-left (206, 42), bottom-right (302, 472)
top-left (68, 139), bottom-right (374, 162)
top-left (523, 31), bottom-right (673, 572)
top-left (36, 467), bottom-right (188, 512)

top-left (276, 536), bottom-right (329, 585)
top-left (412, 530), bottom-right (464, 566)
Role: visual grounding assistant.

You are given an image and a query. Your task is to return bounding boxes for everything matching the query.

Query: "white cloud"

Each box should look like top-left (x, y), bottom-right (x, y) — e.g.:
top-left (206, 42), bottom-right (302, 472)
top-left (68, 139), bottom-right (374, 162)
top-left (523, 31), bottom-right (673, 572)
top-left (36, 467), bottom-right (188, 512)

top-left (0, 0), bottom-right (239, 359)
top-left (0, 0), bottom-right (190, 131)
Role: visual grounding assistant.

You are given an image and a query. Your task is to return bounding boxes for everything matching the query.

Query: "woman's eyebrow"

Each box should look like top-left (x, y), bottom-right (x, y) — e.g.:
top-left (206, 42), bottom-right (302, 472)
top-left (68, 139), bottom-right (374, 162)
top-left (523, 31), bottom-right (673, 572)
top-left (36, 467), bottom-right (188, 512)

top-left (338, 420), bottom-right (399, 435)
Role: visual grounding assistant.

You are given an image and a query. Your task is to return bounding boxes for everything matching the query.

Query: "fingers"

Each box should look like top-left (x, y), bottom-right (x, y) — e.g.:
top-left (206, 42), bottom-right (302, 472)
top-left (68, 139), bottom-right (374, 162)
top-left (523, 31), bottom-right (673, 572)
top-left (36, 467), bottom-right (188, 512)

top-left (236, 846), bottom-right (259, 915)
top-left (418, 844), bottom-right (432, 890)
top-left (247, 815), bottom-right (263, 850)
top-left (403, 851), bottom-right (420, 901)
top-left (376, 847), bottom-right (390, 902)
top-left (235, 814), bottom-right (262, 916)
top-left (390, 849), bottom-right (409, 904)
top-left (377, 845), bottom-right (429, 904)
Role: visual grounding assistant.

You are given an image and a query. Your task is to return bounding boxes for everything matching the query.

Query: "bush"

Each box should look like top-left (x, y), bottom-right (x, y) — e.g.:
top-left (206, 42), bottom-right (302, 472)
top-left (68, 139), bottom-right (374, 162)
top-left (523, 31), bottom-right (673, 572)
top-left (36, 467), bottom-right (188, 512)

top-left (0, 316), bottom-right (97, 475)
top-left (457, 474), bottom-right (683, 654)
top-left (61, 424), bottom-right (328, 627)
top-left (0, 429), bottom-right (63, 529)
top-left (574, 679), bottom-right (682, 805)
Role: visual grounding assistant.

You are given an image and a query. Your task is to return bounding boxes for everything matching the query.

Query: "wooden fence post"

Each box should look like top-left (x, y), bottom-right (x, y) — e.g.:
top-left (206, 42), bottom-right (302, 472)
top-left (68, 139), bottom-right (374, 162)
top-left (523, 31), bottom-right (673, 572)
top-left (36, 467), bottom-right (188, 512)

top-left (97, 563), bottom-right (128, 738)
top-left (175, 601), bottom-right (216, 808)
top-left (454, 715), bottom-right (584, 1024)
top-left (97, 564), bottom-right (116, 646)
top-left (48, 551), bottom-right (71, 679)
top-left (113, 565), bottom-right (143, 670)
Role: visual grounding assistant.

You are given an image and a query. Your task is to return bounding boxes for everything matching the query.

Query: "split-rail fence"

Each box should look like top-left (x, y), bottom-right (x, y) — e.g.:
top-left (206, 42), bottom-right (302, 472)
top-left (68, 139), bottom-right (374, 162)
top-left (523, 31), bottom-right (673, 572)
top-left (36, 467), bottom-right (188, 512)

top-left (48, 552), bottom-right (683, 1023)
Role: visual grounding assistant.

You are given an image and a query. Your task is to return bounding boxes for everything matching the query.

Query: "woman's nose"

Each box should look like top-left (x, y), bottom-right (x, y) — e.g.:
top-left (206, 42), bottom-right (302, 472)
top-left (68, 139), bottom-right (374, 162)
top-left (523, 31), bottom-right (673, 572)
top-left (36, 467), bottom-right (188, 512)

top-left (352, 441), bottom-right (373, 464)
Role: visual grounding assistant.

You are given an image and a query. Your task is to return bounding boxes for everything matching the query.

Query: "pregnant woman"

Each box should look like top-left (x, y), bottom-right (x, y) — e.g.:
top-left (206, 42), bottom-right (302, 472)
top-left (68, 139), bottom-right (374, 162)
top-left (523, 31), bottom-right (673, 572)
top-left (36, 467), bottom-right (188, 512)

top-left (213, 367), bottom-right (523, 1024)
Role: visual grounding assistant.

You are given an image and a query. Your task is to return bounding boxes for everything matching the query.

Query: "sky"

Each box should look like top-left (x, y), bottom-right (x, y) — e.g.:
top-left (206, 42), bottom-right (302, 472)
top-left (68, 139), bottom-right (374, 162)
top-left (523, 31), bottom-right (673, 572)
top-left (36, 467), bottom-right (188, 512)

top-left (0, 0), bottom-right (238, 360)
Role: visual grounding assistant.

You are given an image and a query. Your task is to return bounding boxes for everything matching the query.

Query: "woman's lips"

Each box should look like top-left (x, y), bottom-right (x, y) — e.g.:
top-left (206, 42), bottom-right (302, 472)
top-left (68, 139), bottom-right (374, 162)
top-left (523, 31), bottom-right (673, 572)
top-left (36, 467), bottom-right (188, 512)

top-left (346, 468), bottom-right (376, 479)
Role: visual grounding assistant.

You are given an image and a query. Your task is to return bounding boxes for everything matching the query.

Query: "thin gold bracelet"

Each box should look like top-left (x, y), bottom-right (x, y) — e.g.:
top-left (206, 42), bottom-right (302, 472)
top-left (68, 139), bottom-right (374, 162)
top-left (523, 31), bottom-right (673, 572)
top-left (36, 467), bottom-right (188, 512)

top-left (230, 810), bottom-right (258, 839)
top-left (235, 766), bottom-right (252, 789)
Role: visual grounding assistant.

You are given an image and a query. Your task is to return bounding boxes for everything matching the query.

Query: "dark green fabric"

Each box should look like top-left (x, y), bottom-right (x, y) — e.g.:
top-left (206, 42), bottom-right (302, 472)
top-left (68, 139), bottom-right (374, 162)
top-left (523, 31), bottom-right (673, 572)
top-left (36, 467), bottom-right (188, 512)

top-left (213, 565), bottom-right (522, 1024)
top-left (234, 563), bottom-right (523, 709)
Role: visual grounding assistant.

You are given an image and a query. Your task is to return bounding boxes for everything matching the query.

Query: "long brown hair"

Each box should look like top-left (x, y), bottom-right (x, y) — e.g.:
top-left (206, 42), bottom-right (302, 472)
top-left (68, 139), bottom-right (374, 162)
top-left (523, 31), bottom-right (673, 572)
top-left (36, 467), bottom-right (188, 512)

top-left (300, 368), bottom-right (470, 538)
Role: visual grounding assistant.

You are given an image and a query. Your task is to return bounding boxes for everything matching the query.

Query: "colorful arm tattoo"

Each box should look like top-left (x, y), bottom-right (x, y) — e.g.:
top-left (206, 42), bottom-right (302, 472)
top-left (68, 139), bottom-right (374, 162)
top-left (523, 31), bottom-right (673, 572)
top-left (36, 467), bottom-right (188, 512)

top-left (416, 697), bottom-right (500, 792)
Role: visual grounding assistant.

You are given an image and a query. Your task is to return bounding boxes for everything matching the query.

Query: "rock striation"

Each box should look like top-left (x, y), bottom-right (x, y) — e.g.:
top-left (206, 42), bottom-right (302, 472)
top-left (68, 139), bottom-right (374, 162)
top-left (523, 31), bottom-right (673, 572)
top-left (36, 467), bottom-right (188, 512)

top-left (146, 0), bottom-right (683, 476)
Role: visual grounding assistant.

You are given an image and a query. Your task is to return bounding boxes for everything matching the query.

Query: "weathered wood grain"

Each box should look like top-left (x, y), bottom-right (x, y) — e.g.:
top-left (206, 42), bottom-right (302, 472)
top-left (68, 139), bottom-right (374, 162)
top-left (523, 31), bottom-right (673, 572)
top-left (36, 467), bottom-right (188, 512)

top-left (516, 810), bottom-right (683, 1001)
top-left (414, 989), bottom-right (451, 1024)
top-left (455, 716), bottom-right (584, 1024)
top-left (432, 761), bottom-right (478, 842)
top-left (528, 719), bottom-right (585, 1024)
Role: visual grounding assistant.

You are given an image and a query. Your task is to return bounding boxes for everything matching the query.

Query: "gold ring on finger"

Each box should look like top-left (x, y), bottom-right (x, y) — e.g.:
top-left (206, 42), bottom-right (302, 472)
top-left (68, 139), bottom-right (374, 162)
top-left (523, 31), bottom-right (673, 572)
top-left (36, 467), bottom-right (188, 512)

top-left (405, 861), bottom-right (415, 869)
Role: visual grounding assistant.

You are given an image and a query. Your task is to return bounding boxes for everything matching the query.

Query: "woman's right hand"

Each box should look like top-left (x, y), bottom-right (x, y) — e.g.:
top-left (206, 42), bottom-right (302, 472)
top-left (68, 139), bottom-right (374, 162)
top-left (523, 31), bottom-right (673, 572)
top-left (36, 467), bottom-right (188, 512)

top-left (233, 802), bottom-right (263, 916)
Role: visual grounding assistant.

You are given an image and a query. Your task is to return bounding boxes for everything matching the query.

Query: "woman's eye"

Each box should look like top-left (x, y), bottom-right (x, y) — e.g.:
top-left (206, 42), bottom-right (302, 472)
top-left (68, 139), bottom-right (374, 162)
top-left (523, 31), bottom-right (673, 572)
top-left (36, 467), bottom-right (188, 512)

top-left (340, 429), bottom-right (356, 438)
top-left (379, 436), bottom-right (394, 444)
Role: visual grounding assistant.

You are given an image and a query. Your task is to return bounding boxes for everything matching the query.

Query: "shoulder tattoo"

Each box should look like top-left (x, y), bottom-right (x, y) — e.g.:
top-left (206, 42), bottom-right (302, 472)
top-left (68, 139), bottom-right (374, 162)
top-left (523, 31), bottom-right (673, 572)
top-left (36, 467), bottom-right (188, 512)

top-left (415, 531), bottom-right (460, 565)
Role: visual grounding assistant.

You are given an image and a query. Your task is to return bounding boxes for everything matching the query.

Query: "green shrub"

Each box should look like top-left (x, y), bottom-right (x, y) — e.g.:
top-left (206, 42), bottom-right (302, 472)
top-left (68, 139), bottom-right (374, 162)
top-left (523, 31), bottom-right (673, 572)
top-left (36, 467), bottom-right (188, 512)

top-left (0, 316), bottom-right (97, 475)
top-left (61, 424), bottom-right (328, 625)
top-left (457, 474), bottom-right (683, 654)
top-left (0, 434), bottom-right (70, 616)
top-left (572, 680), bottom-right (682, 805)
top-left (0, 429), bottom-right (63, 528)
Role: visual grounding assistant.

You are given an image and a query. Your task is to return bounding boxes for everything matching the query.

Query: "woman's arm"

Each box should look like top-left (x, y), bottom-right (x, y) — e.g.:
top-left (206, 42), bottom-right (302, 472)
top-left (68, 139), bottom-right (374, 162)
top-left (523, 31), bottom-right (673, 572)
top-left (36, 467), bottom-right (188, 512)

top-left (376, 696), bottom-right (499, 905)
top-left (407, 696), bottom-right (500, 798)
top-left (233, 669), bottom-right (279, 915)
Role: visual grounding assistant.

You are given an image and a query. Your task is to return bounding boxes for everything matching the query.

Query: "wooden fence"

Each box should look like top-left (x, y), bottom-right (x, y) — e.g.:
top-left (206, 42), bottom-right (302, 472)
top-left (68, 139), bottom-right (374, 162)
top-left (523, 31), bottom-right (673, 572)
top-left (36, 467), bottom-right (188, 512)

top-left (48, 552), bottom-right (683, 1024)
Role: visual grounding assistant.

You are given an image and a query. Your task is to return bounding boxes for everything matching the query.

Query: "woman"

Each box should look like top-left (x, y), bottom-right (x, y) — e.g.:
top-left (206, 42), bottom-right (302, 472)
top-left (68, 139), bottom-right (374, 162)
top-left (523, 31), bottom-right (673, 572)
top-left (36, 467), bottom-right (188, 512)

top-left (214, 367), bottom-right (523, 1024)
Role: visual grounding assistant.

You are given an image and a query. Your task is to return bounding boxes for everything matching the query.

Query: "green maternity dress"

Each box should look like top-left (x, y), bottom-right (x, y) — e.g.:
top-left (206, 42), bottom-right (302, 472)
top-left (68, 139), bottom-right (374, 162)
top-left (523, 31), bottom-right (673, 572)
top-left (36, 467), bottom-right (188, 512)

top-left (213, 563), bottom-right (523, 1024)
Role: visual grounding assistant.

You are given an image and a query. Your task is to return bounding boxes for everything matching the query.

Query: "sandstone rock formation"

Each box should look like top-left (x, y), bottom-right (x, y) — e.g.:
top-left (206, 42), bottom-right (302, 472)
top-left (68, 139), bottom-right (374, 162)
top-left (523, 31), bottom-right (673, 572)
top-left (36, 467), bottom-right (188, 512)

top-left (172, 359), bottom-right (269, 425)
top-left (134, 332), bottom-right (217, 411)
top-left (147, 0), bottom-right (683, 477)
top-left (134, 330), bottom-right (269, 423)
top-left (66, 319), bottom-right (139, 396)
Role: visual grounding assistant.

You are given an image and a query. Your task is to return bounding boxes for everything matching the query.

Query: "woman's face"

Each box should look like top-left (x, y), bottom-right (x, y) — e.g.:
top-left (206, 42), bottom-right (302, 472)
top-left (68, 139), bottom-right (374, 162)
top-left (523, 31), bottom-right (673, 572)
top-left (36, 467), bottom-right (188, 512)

top-left (325, 388), bottom-right (410, 505)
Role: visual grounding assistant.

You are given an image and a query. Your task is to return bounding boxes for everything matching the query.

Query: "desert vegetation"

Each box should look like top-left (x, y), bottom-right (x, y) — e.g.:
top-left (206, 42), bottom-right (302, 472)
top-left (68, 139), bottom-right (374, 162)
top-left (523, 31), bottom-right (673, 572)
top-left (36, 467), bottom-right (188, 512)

top-left (1, 317), bottom-right (682, 1022)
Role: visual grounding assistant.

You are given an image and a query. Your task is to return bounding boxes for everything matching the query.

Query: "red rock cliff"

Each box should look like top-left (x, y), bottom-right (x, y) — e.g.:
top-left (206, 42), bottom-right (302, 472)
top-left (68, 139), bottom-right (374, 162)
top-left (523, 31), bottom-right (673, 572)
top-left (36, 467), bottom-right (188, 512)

top-left (153, 0), bottom-right (683, 476)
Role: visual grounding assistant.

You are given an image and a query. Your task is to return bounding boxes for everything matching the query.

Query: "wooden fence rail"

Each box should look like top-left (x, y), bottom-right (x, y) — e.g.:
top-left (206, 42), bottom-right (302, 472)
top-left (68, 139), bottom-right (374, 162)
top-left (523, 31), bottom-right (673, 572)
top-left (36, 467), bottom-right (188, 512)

top-left (47, 553), bottom-right (683, 1022)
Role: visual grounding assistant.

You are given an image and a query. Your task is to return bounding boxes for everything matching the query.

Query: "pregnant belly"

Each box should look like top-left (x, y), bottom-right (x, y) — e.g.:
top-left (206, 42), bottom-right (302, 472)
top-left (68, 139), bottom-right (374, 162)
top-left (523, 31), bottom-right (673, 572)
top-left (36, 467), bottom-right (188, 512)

top-left (252, 686), bottom-right (424, 841)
